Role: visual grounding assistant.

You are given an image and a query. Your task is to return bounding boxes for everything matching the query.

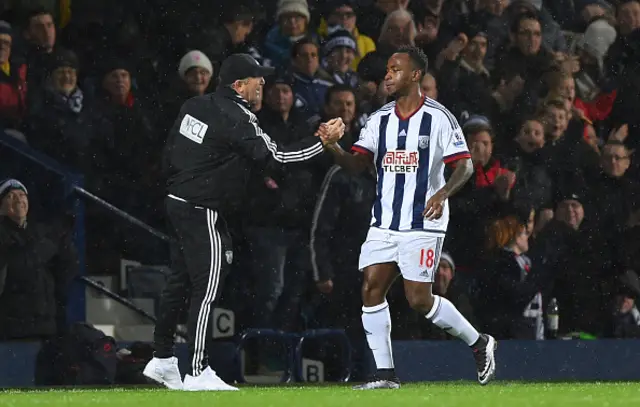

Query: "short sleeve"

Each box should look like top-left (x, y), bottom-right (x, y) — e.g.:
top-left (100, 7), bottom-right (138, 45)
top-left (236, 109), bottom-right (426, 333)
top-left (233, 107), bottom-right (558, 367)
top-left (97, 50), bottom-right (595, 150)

top-left (351, 115), bottom-right (377, 159)
top-left (439, 114), bottom-right (471, 164)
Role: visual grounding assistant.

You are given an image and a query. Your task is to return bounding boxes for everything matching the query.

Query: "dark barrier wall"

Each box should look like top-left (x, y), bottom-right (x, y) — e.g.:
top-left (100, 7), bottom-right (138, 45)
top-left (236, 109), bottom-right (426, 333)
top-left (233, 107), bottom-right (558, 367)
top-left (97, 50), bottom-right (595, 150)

top-left (2, 340), bottom-right (640, 387)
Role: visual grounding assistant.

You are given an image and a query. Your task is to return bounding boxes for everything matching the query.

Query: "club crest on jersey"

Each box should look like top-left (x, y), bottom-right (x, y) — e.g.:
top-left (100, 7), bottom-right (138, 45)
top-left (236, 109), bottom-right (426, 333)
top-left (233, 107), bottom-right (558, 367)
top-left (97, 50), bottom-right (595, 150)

top-left (418, 135), bottom-right (430, 149)
top-left (382, 150), bottom-right (418, 173)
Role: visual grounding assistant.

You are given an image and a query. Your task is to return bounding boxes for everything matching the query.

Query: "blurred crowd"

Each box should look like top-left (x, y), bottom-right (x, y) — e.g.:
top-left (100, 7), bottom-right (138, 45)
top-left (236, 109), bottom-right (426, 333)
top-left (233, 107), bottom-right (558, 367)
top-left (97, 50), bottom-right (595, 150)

top-left (0, 0), bottom-right (639, 345)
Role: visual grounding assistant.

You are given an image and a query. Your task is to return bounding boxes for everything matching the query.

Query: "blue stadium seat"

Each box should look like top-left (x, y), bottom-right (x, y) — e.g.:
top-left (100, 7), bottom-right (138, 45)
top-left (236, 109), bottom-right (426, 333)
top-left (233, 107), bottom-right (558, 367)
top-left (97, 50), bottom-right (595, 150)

top-left (234, 329), bottom-right (299, 383)
top-left (294, 329), bottom-right (352, 382)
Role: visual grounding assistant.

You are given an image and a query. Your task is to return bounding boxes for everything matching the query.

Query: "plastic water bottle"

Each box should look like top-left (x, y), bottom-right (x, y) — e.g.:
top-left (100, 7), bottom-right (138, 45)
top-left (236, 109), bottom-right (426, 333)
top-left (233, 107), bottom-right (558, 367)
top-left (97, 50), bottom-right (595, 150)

top-left (547, 298), bottom-right (559, 339)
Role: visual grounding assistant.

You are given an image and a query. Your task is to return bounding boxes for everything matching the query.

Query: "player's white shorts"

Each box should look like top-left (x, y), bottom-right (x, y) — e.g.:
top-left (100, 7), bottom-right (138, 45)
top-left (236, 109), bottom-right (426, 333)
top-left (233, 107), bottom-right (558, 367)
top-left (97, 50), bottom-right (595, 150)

top-left (358, 227), bottom-right (445, 283)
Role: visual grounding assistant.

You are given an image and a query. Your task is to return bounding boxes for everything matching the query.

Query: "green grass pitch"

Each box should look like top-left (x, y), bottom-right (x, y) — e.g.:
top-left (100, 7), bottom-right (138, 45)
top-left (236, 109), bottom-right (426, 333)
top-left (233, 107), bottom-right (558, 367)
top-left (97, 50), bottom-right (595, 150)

top-left (2, 382), bottom-right (639, 407)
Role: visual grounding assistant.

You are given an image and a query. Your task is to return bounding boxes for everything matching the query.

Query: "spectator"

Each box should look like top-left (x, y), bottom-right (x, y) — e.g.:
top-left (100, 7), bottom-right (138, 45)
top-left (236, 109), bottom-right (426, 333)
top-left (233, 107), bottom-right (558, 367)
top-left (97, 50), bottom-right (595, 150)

top-left (158, 50), bottom-right (214, 135)
top-left (414, 8), bottom-right (446, 63)
top-left (93, 59), bottom-right (158, 221)
top-left (26, 49), bottom-right (110, 176)
top-left (447, 116), bottom-right (515, 272)
top-left (0, 179), bottom-right (77, 340)
top-left (610, 270), bottom-right (640, 338)
top-left (290, 38), bottom-right (333, 118)
top-left (572, 18), bottom-right (618, 124)
top-left (499, 116), bottom-right (554, 212)
top-left (321, 27), bottom-right (360, 88)
top-left (491, 11), bottom-right (555, 124)
top-left (538, 97), bottom-right (600, 188)
top-left (263, 0), bottom-right (313, 69)
top-left (484, 0), bottom-right (567, 69)
top-left (531, 188), bottom-right (613, 337)
top-left (317, 85), bottom-right (361, 149)
top-left (309, 163), bottom-right (376, 378)
top-left (587, 141), bottom-right (640, 270)
top-left (357, 0), bottom-right (409, 40)
top-left (189, 3), bottom-right (255, 77)
top-left (605, 0), bottom-right (640, 79)
top-left (244, 71), bottom-right (319, 333)
top-left (318, 0), bottom-right (376, 70)
top-left (421, 71), bottom-right (438, 100)
top-left (357, 8), bottom-right (416, 90)
top-left (20, 7), bottom-right (63, 91)
top-left (436, 23), bottom-right (496, 120)
top-left (476, 212), bottom-right (554, 339)
top-left (0, 20), bottom-right (27, 131)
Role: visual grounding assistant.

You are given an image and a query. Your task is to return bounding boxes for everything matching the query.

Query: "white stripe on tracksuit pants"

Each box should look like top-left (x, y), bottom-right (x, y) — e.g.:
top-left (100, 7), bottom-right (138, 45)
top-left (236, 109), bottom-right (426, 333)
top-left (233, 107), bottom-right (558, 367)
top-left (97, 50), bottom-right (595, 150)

top-left (192, 209), bottom-right (221, 376)
top-left (152, 196), bottom-right (229, 377)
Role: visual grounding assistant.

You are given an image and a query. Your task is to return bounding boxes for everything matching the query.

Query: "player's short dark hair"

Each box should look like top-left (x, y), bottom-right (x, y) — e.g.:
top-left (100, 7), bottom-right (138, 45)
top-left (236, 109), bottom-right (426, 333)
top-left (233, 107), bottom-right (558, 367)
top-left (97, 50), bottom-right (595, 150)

top-left (396, 45), bottom-right (429, 79)
top-left (510, 11), bottom-right (541, 34)
top-left (324, 84), bottom-right (356, 105)
top-left (291, 37), bottom-right (319, 58)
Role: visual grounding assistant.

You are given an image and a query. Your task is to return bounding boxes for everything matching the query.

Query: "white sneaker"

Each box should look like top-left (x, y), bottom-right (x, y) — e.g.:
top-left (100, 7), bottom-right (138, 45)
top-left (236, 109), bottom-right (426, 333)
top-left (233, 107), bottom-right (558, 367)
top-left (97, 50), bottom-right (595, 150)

top-left (183, 366), bottom-right (239, 391)
top-left (143, 356), bottom-right (183, 390)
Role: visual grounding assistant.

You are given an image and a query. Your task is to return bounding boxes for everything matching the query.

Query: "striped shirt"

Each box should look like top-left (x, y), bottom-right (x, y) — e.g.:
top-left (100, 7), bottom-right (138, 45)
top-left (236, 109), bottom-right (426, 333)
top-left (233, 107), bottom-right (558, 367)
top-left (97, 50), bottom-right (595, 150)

top-left (351, 97), bottom-right (471, 233)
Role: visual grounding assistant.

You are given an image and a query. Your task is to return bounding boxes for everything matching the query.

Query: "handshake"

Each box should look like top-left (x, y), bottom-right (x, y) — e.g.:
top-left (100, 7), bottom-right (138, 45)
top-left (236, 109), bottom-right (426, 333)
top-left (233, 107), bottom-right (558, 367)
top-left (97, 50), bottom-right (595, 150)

top-left (314, 118), bottom-right (346, 147)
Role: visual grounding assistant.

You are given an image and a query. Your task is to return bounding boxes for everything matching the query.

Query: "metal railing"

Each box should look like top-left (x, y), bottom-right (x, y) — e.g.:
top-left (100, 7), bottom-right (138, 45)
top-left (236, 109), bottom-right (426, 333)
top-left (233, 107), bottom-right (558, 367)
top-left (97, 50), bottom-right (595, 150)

top-left (0, 132), bottom-right (174, 326)
top-left (78, 275), bottom-right (188, 340)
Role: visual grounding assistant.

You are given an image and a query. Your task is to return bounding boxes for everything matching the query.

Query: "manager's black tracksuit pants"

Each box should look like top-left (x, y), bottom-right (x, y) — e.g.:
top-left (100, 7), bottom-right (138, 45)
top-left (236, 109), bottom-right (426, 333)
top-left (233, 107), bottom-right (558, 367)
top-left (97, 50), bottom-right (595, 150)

top-left (153, 195), bottom-right (232, 376)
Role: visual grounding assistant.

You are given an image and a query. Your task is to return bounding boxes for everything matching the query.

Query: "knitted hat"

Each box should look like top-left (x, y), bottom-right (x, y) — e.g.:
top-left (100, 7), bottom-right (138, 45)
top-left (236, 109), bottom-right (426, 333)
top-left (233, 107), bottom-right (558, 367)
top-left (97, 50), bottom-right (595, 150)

top-left (0, 179), bottom-right (27, 202)
top-left (323, 27), bottom-right (357, 56)
top-left (579, 18), bottom-right (617, 61)
top-left (178, 50), bottom-right (213, 79)
top-left (462, 115), bottom-right (492, 133)
top-left (0, 20), bottom-right (12, 37)
top-left (50, 49), bottom-right (79, 72)
top-left (265, 70), bottom-right (295, 90)
top-left (276, 0), bottom-right (311, 21)
top-left (100, 57), bottom-right (132, 78)
top-left (440, 252), bottom-right (455, 274)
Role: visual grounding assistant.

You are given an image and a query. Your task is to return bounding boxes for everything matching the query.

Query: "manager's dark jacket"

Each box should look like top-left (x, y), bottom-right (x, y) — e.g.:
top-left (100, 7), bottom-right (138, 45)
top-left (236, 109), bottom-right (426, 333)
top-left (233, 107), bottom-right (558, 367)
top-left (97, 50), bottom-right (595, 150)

top-left (163, 86), bottom-right (326, 215)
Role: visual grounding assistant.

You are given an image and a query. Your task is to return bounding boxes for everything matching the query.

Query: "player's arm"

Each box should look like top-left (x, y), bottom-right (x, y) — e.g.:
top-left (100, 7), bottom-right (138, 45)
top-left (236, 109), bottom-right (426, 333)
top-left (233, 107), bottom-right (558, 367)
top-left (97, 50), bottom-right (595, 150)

top-left (323, 143), bottom-right (372, 175)
top-left (441, 157), bottom-right (474, 197)
top-left (424, 116), bottom-right (474, 220)
top-left (322, 114), bottom-right (377, 174)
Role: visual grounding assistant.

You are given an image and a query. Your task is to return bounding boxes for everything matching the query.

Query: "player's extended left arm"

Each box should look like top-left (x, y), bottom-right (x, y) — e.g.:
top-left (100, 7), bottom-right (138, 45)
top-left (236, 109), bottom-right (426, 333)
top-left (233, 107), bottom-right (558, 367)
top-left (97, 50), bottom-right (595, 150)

top-left (440, 157), bottom-right (474, 198)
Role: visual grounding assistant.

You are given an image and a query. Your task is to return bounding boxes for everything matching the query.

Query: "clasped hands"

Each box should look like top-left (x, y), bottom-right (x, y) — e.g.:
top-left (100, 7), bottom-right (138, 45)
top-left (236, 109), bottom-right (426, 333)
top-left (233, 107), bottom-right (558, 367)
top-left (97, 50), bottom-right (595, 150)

top-left (314, 118), bottom-right (345, 147)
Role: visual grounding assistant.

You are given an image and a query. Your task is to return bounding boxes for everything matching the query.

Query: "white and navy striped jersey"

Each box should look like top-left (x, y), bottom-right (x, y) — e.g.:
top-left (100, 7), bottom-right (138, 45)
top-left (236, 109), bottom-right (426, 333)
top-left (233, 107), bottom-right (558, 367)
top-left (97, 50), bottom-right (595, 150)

top-left (351, 97), bottom-right (471, 233)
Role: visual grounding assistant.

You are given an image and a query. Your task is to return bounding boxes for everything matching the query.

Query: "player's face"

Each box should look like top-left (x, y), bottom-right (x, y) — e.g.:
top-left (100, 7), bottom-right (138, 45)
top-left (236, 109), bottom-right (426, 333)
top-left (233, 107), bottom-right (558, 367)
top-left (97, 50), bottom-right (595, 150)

top-left (384, 53), bottom-right (420, 97)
